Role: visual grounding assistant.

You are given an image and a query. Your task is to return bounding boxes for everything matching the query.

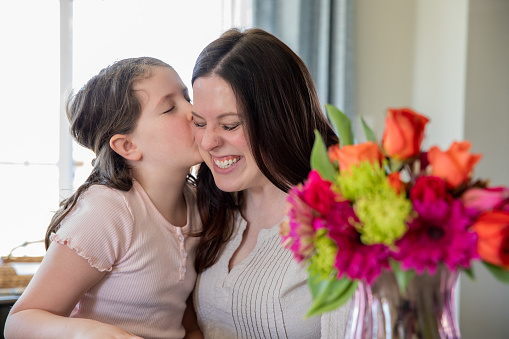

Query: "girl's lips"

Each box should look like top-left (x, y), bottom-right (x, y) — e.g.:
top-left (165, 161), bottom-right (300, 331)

top-left (212, 155), bottom-right (242, 169)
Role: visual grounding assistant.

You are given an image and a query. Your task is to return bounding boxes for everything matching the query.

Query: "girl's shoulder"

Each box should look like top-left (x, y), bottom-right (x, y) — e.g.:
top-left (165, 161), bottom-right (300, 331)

top-left (84, 183), bottom-right (129, 201)
top-left (53, 184), bottom-right (137, 271)
top-left (81, 184), bottom-right (135, 215)
top-left (64, 184), bottom-right (135, 230)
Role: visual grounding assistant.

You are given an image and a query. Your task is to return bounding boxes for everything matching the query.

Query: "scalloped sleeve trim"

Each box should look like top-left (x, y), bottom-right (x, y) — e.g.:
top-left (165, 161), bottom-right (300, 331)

top-left (50, 234), bottom-right (113, 272)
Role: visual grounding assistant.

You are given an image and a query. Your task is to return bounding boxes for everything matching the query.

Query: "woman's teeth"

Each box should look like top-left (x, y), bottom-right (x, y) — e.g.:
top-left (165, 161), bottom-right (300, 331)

top-left (214, 157), bottom-right (241, 169)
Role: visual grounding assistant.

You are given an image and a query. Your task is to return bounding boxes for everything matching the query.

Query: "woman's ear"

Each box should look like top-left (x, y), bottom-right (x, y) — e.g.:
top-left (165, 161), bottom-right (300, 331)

top-left (110, 134), bottom-right (142, 161)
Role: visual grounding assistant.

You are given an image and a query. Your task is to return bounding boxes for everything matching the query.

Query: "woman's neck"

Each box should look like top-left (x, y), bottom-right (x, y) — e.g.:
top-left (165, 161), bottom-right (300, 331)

top-left (240, 182), bottom-right (288, 230)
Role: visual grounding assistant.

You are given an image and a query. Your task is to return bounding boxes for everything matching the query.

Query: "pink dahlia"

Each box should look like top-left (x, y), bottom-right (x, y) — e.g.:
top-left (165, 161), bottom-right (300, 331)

top-left (281, 170), bottom-right (339, 262)
top-left (326, 201), bottom-right (391, 284)
top-left (462, 187), bottom-right (509, 214)
top-left (394, 177), bottom-right (479, 273)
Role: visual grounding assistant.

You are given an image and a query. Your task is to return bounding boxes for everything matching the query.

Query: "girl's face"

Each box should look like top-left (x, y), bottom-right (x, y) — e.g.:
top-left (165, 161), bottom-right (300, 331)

top-left (130, 66), bottom-right (202, 173)
top-left (192, 75), bottom-right (269, 192)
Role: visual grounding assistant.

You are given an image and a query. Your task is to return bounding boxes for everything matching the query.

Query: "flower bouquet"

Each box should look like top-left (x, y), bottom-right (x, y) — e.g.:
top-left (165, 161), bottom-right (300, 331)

top-left (279, 105), bottom-right (509, 337)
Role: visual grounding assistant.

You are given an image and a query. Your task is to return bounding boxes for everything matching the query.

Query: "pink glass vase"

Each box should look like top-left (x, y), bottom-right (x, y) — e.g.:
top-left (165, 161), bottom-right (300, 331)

top-left (344, 266), bottom-right (461, 339)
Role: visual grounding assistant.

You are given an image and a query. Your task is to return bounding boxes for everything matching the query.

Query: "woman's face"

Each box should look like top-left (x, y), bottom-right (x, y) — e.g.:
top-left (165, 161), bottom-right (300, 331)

top-left (192, 75), bottom-right (268, 192)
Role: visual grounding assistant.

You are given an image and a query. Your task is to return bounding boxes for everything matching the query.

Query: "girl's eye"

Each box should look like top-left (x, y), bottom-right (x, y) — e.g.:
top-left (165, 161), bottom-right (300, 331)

top-left (223, 123), bottom-right (240, 131)
top-left (163, 106), bottom-right (175, 114)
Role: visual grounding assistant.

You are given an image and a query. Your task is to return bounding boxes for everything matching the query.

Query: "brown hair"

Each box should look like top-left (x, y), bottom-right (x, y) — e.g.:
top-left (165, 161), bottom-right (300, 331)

top-left (192, 28), bottom-right (338, 272)
top-left (45, 57), bottom-right (174, 248)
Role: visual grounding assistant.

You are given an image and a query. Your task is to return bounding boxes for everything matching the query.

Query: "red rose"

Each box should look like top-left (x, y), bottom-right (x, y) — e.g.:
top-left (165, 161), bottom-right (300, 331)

top-left (300, 170), bottom-right (336, 216)
top-left (410, 176), bottom-right (449, 203)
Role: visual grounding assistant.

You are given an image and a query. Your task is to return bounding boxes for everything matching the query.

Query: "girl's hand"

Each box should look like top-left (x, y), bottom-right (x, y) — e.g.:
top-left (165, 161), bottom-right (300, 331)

top-left (73, 320), bottom-right (144, 339)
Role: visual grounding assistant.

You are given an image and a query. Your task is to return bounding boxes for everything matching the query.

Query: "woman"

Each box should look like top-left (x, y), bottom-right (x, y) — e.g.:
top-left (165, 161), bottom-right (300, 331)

top-left (191, 28), bottom-right (349, 338)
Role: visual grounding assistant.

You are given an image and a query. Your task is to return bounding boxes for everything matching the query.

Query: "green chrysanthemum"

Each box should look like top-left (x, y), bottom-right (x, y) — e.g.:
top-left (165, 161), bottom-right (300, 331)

top-left (334, 161), bottom-right (387, 201)
top-left (308, 228), bottom-right (338, 279)
top-left (334, 161), bottom-right (412, 246)
top-left (355, 192), bottom-right (411, 245)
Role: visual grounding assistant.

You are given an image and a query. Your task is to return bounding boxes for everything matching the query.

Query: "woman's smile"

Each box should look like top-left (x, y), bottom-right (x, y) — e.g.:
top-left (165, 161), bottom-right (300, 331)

top-left (213, 155), bottom-right (243, 170)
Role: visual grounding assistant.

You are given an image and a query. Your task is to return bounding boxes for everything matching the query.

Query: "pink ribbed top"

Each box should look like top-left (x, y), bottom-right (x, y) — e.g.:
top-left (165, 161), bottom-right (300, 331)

top-left (50, 180), bottom-right (200, 339)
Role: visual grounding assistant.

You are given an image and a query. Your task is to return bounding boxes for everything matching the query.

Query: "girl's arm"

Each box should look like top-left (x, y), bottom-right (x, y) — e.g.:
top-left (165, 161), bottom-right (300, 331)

top-left (4, 242), bottom-right (142, 339)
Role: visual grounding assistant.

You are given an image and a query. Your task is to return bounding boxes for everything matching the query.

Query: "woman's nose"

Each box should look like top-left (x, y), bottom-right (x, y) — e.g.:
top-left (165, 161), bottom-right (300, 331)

top-left (200, 128), bottom-right (220, 151)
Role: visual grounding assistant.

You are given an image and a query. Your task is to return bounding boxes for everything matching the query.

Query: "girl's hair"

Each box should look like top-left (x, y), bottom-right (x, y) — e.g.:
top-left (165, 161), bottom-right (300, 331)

top-left (192, 28), bottom-right (338, 272)
top-left (45, 57), bottom-right (172, 249)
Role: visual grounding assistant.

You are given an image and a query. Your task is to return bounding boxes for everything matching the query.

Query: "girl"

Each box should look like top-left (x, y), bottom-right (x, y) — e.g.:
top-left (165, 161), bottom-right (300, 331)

top-left (4, 57), bottom-right (203, 339)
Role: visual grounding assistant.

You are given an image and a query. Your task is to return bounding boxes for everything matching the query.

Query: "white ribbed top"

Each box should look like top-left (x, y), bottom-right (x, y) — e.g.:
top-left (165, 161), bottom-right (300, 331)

top-left (194, 212), bottom-right (350, 339)
top-left (51, 180), bottom-right (200, 339)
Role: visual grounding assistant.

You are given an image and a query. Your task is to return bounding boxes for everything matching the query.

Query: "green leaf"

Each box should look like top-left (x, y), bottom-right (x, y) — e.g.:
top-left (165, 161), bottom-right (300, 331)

top-left (483, 261), bottom-right (509, 284)
top-left (325, 104), bottom-right (354, 146)
top-left (361, 116), bottom-right (376, 143)
top-left (389, 158), bottom-right (405, 172)
top-left (390, 260), bottom-right (415, 292)
top-left (310, 130), bottom-right (336, 182)
top-left (305, 270), bottom-right (358, 318)
top-left (462, 266), bottom-right (476, 281)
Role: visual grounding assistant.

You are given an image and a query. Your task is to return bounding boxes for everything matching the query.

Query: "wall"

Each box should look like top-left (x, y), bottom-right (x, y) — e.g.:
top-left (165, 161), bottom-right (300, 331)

top-left (354, 0), bottom-right (416, 140)
top-left (355, 0), bottom-right (509, 337)
top-left (412, 0), bottom-right (469, 149)
top-left (460, 0), bottom-right (509, 337)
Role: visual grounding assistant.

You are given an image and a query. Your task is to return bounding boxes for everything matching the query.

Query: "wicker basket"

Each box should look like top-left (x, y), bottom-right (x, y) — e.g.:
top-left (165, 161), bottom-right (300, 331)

top-left (0, 241), bottom-right (44, 290)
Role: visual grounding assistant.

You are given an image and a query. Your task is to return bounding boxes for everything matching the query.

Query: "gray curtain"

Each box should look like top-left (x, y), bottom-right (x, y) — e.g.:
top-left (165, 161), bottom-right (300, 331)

top-left (253, 0), bottom-right (355, 119)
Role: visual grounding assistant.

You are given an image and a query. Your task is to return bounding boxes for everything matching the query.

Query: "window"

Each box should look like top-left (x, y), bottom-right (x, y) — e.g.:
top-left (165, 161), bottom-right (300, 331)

top-left (0, 0), bottom-right (252, 257)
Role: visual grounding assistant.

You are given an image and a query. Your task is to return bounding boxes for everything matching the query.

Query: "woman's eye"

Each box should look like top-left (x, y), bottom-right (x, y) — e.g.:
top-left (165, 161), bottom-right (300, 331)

top-left (163, 106), bottom-right (175, 114)
top-left (193, 121), bottom-right (206, 128)
top-left (223, 123), bottom-right (240, 131)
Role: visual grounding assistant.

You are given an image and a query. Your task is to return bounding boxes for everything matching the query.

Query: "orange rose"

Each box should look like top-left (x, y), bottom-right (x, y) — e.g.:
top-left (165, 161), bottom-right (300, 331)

top-left (328, 141), bottom-right (383, 173)
top-left (427, 141), bottom-right (482, 188)
top-left (387, 172), bottom-right (403, 194)
top-left (472, 211), bottom-right (509, 269)
top-left (382, 108), bottom-right (429, 160)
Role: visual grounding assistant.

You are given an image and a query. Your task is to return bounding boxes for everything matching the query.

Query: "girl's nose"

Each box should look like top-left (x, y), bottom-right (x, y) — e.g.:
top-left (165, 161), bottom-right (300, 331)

top-left (185, 103), bottom-right (194, 122)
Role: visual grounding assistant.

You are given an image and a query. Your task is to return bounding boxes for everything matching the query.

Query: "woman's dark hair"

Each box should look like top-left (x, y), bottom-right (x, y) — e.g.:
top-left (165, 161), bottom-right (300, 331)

top-left (45, 57), bottom-right (173, 249)
top-left (193, 28), bottom-right (338, 272)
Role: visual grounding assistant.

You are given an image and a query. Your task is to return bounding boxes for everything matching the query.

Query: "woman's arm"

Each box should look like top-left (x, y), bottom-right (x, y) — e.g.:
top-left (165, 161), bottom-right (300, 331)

top-left (4, 242), bottom-right (142, 339)
top-left (320, 298), bottom-right (351, 339)
top-left (182, 293), bottom-right (203, 339)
